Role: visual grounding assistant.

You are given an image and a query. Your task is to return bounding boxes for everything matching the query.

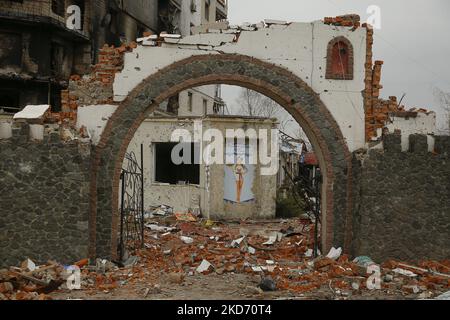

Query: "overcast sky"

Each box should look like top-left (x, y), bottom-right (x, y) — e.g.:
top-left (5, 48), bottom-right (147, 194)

top-left (221, 0), bottom-right (450, 130)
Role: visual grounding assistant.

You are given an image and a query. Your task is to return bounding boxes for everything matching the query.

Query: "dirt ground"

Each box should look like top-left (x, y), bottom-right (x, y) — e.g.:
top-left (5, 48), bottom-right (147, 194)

top-left (45, 216), bottom-right (449, 301)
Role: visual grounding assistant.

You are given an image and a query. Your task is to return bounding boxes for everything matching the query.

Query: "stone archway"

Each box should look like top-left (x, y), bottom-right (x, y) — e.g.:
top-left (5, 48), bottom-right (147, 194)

top-left (90, 54), bottom-right (353, 260)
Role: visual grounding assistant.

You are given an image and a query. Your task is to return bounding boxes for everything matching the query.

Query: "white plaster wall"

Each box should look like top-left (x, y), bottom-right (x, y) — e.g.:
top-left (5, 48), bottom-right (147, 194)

top-left (0, 116), bottom-right (13, 139)
top-left (126, 118), bottom-right (206, 213)
top-left (312, 22), bottom-right (367, 152)
top-left (114, 21), bottom-right (368, 152)
top-left (382, 112), bottom-right (437, 151)
top-left (76, 105), bottom-right (118, 145)
top-left (125, 117), bottom-right (277, 219)
top-left (178, 85), bottom-right (217, 116)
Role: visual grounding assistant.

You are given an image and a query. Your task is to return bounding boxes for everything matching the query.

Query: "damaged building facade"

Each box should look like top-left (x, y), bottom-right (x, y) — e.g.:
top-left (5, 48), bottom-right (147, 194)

top-left (127, 114), bottom-right (277, 220)
top-left (0, 13), bottom-right (449, 267)
top-left (0, 0), bottom-right (159, 114)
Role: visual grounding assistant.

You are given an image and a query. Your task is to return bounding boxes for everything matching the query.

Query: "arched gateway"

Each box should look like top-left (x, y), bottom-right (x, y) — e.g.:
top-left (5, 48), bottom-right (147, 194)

top-left (90, 19), bottom-right (368, 259)
top-left (2, 19), bottom-right (447, 267)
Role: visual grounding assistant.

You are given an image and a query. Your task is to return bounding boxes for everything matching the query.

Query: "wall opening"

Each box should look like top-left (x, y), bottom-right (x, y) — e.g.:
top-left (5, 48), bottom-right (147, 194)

top-left (154, 142), bottom-right (200, 185)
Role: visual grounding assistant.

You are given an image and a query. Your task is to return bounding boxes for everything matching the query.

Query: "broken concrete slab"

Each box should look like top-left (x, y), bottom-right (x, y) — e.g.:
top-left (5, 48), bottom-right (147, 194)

top-left (13, 105), bottom-right (49, 121)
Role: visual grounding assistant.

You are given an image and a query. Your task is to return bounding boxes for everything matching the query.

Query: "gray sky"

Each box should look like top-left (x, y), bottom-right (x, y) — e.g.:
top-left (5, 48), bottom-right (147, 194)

top-left (221, 0), bottom-right (450, 130)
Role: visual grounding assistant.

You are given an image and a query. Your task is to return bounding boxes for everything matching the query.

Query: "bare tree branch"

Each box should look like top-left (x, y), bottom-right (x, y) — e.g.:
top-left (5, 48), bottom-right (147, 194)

top-left (433, 87), bottom-right (450, 134)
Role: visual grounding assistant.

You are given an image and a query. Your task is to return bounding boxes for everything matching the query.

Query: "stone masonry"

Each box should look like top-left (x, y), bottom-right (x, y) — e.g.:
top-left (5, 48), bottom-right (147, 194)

top-left (352, 133), bottom-right (450, 262)
top-left (0, 123), bottom-right (92, 267)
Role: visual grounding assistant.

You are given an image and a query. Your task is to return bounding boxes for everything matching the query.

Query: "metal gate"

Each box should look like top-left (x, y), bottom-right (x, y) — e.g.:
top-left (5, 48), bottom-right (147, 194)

top-left (118, 145), bottom-right (144, 261)
top-left (283, 164), bottom-right (322, 257)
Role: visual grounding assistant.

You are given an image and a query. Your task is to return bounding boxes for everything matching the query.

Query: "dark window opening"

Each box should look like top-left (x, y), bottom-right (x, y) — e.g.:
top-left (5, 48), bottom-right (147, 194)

top-left (154, 143), bottom-right (200, 185)
top-left (0, 90), bottom-right (20, 113)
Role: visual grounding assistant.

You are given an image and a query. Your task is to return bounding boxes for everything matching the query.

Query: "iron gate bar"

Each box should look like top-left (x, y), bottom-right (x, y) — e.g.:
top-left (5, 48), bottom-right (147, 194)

top-left (119, 145), bottom-right (145, 261)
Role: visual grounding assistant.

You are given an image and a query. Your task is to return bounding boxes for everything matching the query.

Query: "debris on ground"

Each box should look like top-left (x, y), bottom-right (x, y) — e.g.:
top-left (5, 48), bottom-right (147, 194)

top-left (0, 259), bottom-right (66, 300)
top-left (2, 216), bottom-right (449, 300)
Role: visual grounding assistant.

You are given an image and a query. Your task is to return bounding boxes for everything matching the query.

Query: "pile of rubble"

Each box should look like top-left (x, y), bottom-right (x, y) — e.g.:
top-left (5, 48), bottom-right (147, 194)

top-left (132, 215), bottom-right (450, 299)
top-left (1, 215), bottom-right (449, 300)
top-left (0, 259), bottom-right (68, 300)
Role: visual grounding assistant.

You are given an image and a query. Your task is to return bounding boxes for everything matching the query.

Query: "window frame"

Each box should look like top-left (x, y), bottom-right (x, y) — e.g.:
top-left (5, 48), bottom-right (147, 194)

top-left (325, 36), bottom-right (354, 80)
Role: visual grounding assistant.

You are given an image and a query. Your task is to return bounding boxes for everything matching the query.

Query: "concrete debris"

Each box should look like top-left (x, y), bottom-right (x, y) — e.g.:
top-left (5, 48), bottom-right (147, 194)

top-left (196, 260), bottom-right (213, 273)
top-left (180, 236), bottom-right (194, 244)
top-left (13, 105), bottom-right (50, 121)
top-left (160, 33), bottom-right (181, 39)
top-left (435, 291), bottom-right (450, 300)
top-left (392, 268), bottom-right (418, 278)
top-left (21, 259), bottom-right (36, 272)
top-left (145, 224), bottom-right (175, 232)
top-left (230, 236), bottom-right (246, 248)
top-left (326, 247), bottom-right (343, 260)
top-left (123, 256), bottom-right (139, 268)
top-left (263, 232), bottom-right (283, 245)
top-left (146, 205), bottom-right (173, 218)
top-left (95, 259), bottom-right (117, 274)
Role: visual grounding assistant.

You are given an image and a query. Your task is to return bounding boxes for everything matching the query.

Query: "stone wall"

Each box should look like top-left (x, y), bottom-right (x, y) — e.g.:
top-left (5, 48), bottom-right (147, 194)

top-left (352, 133), bottom-right (450, 262)
top-left (0, 123), bottom-right (92, 267)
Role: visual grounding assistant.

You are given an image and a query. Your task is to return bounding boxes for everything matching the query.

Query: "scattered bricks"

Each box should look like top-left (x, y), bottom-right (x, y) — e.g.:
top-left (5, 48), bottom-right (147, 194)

top-left (0, 282), bottom-right (14, 294)
top-left (314, 257), bottom-right (336, 270)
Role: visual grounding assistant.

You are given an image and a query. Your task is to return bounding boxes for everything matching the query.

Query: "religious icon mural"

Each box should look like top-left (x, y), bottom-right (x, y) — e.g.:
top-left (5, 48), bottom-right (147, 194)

top-left (224, 141), bottom-right (255, 204)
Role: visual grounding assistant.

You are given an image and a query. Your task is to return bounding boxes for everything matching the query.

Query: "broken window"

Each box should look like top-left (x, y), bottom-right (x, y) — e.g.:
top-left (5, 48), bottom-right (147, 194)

top-left (325, 37), bottom-right (353, 80)
top-left (154, 143), bottom-right (200, 185)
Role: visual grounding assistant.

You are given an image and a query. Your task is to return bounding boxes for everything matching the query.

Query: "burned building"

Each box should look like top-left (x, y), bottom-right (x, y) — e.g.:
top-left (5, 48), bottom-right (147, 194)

top-left (0, 0), bottom-right (159, 114)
